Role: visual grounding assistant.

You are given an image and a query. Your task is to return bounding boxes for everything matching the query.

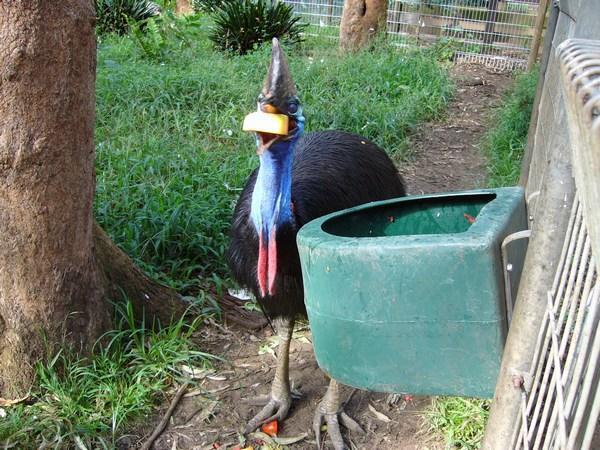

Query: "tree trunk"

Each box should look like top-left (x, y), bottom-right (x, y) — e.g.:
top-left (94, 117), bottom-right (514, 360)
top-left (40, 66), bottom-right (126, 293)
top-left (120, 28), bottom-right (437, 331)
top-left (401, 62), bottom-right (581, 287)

top-left (0, 0), bottom-right (108, 397)
top-left (339, 0), bottom-right (388, 52)
top-left (176, 0), bottom-right (194, 15)
top-left (0, 1), bottom-right (187, 398)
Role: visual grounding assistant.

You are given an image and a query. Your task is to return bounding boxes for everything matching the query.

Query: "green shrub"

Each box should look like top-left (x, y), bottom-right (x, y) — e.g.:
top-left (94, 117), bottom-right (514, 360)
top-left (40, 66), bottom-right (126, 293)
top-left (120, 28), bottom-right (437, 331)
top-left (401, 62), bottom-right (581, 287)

top-left (130, 11), bottom-right (199, 60)
top-left (192, 0), bottom-right (234, 13)
top-left (95, 0), bottom-right (161, 35)
top-left (209, 0), bottom-right (306, 55)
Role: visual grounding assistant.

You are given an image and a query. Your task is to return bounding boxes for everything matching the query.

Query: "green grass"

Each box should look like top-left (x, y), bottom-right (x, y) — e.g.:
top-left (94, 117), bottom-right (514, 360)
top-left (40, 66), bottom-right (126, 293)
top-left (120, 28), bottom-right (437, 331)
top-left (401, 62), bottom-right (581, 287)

top-left (428, 397), bottom-right (490, 449)
top-left (482, 68), bottom-right (539, 187)
top-left (0, 302), bottom-right (213, 449)
top-left (94, 14), bottom-right (453, 291)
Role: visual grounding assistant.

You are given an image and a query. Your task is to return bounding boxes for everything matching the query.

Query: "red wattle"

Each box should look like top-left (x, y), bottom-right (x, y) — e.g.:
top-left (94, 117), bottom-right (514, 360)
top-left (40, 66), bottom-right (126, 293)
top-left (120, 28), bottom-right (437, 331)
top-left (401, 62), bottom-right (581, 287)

top-left (267, 227), bottom-right (277, 296)
top-left (257, 232), bottom-right (268, 297)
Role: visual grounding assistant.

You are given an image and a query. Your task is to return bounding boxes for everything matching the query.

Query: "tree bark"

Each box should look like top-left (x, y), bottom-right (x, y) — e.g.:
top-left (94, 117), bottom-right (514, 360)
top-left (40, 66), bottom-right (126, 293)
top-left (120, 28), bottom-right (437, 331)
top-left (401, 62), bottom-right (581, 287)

top-left (339, 0), bottom-right (388, 52)
top-left (0, 1), bottom-right (187, 397)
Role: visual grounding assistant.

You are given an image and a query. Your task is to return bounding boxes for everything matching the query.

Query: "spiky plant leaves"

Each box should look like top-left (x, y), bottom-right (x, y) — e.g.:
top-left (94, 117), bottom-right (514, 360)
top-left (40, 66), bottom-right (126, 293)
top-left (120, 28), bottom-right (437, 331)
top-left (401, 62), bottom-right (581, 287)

top-left (192, 0), bottom-right (235, 13)
top-left (209, 0), bottom-right (306, 55)
top-left (95, 0), bottom-right (161, 35)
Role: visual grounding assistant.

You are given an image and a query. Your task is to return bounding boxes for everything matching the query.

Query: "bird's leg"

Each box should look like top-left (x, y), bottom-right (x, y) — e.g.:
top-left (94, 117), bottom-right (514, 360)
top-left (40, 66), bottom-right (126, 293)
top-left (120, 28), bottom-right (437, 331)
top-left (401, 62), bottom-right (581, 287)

top-left (313, 379), bottom-right (364, 450)
top-left (244, 317), bottom-right (295, 434)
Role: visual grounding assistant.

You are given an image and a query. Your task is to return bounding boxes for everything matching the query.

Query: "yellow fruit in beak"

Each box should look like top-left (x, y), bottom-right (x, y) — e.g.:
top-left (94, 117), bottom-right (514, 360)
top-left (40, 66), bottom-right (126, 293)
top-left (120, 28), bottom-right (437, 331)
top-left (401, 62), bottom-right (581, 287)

top-left (242, 111), bottom-right (289, 135)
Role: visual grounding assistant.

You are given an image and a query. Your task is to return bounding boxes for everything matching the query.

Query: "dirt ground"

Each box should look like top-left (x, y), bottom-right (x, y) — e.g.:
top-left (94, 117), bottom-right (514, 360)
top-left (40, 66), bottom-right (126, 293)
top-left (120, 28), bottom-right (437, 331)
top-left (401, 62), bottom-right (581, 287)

top-left (402, 64), bottom-right (511, 196)
top-left (130, 64), bottom-right (513, 450)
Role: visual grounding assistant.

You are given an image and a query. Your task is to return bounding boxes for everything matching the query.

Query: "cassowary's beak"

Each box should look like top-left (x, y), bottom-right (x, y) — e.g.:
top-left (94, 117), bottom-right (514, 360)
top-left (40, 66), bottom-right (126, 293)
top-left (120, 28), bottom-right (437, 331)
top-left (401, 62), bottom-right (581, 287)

top-left (242, 38), bottom-right (300, 153)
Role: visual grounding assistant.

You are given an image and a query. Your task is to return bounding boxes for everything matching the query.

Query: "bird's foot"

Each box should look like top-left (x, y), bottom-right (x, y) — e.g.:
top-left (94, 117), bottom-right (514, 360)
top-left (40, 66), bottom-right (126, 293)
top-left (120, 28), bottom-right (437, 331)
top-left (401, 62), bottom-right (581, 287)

top-left (243, 317), bottom-right (297, 435)
top-left (313, 396), bottom-right (364, 450)
top-left (243, 389), bottom-right (300, 434)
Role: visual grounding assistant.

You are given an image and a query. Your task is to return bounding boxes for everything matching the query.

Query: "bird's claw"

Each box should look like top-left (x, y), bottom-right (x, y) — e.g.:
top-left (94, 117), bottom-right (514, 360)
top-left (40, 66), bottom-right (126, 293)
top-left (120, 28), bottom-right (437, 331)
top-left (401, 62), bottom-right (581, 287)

top-left (244, 394), bottom-right (292, 434)
top-left (313, 405), bottom-right (364, 450)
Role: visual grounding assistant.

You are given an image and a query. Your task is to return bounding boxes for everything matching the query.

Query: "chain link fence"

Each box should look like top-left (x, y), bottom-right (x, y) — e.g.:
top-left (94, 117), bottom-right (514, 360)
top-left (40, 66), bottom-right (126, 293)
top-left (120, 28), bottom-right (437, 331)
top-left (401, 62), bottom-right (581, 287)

top-left (283, 0), bottom-right (541, 70)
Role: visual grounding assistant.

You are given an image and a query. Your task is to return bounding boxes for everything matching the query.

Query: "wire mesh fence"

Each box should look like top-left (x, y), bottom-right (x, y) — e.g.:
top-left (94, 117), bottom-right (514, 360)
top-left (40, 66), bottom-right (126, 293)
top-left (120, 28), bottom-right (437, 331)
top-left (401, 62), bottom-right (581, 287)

top-left (511, 196), bottom-right (599, 449)
top-left (282, 0), bottom-right (541, 70)
top-left (509, 37), bottom-right (600, 450)
top-left (283, 0), bottom-right (343, 40)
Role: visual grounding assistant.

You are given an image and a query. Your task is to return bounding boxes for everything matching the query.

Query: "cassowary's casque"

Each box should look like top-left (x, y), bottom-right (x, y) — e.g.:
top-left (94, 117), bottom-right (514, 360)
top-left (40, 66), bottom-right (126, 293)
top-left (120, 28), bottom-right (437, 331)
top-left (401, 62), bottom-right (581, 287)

top-left (227, 38), bottom-right (406, 449)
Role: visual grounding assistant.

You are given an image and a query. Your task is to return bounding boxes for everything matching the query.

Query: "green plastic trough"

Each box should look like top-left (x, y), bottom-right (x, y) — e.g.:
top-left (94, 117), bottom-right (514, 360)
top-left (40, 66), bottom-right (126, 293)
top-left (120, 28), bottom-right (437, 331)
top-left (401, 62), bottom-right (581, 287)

top-left (297, 188), bottom-right (528, 398)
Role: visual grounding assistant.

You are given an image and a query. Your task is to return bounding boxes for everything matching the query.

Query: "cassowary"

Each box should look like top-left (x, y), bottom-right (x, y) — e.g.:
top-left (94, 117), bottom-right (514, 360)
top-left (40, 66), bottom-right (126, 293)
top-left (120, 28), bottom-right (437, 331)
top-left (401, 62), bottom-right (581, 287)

top-left (227, 39), bottom-right (406, 449)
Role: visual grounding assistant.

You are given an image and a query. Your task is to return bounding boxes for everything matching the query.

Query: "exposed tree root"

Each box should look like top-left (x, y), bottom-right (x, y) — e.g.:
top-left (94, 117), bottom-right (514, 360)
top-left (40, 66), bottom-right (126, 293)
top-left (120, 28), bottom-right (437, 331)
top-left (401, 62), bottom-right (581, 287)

top-left (93, 223), bottom-right (192, 325)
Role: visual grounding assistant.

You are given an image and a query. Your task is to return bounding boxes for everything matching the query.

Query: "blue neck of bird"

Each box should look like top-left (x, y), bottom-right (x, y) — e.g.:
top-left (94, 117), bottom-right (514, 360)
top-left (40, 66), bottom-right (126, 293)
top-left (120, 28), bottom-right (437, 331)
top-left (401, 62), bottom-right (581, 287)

top-left (249, 114), bottom-right (304, 297)
top-left (250, 140), bottom-right (296, 235)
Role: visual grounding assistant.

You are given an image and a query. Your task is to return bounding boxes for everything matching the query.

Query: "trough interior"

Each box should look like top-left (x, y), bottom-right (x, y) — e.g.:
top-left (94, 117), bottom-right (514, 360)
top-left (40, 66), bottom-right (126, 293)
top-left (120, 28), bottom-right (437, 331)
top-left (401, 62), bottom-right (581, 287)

top-left (322, 193), bottom-right (496, 237)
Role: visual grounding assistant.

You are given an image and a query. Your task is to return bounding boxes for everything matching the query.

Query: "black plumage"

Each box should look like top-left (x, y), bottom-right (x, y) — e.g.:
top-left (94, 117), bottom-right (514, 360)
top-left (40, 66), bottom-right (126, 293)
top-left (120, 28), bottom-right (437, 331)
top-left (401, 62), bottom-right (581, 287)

top-left (227, 130), bottom-right (406, 320)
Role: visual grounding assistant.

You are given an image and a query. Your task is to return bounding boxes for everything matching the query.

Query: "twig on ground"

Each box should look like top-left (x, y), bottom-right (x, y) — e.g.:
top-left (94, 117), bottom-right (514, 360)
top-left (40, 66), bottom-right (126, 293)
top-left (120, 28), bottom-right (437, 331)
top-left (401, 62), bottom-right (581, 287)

top-left (140, 382), bottom-right (190, 450)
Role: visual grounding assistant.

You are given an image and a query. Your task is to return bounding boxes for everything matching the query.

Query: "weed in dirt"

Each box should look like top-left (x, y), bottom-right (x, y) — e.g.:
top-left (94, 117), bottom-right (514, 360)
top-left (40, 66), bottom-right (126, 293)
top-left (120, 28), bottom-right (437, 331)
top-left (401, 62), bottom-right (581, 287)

top-left (0, 302), bottom-right (213, 449)
top-left (427, 396), bottom-right (490, 449)
top-left (483, 68), bottom-right (538, 187)
top-left (94, 15), bottom-right (452, 291)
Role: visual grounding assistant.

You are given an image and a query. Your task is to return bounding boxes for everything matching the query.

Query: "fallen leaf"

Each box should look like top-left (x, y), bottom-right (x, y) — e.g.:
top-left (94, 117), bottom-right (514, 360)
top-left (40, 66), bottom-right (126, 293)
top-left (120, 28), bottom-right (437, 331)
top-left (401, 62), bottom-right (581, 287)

top-left (258, 336), bottom-right (279, 357)
top-left (183, 389), bottom-right (204, 398)
top-left (272, 433), bottom-right (308, 445)
top-left (249, 431), bottom-right (274, 444)
top-left (206, 374), bottom-right (227, 381)
top-left (206, 384), bottom-right (232, 394)
top-left (0, 395), bottom-right (28, 407)
top-left (292, 331), bottom-right (312, 345)
top-left (180, 365), bottom-right (212, 380)
top-left (368, 403), bottom-right (392, 423)
top-left (0, 408), bottom-right (6, 418)
top-left (228, 288), bottom-right (254, 301)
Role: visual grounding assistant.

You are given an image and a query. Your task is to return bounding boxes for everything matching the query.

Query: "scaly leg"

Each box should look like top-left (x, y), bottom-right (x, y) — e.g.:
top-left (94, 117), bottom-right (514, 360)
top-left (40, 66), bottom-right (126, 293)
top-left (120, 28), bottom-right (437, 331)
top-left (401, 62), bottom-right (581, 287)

top-left (313, 379), bottom-right (364, 450)
top-left (244, 317), bottom-right (295, 434)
